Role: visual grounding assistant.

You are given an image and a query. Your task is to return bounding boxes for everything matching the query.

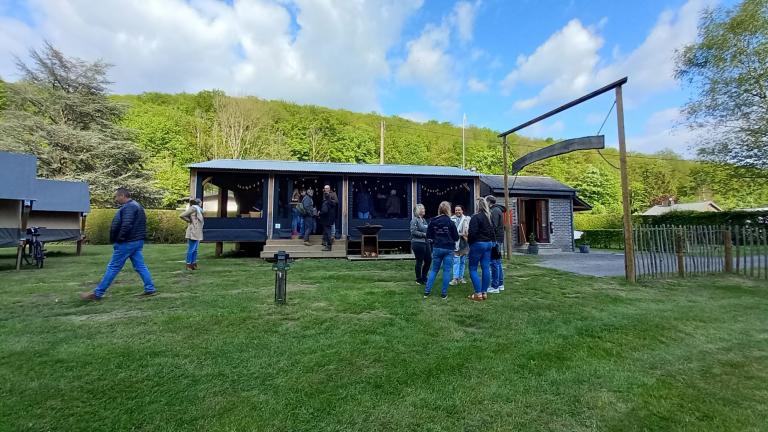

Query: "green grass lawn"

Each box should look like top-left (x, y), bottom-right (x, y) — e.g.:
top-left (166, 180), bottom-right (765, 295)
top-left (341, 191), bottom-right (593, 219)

top-left (1, 244), bottom-right (767, 431)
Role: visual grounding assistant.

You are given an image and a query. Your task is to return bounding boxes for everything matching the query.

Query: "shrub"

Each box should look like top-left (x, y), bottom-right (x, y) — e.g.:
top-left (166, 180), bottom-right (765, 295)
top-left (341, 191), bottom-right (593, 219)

top-left (574, 213), bottom-right (623, 230)
top-left (577, 229), bottom-right (624, 250)
top-left (85, 208), bottom-right (187, 244)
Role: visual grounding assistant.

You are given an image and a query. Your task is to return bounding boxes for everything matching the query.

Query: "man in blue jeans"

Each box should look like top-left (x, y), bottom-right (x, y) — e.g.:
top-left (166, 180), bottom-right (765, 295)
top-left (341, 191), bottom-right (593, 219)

top-left (486, 195), bottom-right (506, 294)
top-left (80, 188), bottom-right (156, 300)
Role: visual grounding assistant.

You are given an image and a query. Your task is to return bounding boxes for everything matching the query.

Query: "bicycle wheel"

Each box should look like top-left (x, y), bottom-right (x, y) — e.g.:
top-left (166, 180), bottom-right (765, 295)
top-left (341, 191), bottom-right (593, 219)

top-left (34, 242), bottom-right (44, 268)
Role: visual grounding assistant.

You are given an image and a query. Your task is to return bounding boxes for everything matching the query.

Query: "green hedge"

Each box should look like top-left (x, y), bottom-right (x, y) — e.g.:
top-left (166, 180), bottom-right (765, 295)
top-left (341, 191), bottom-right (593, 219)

top-left (638, 210), bottom-right (768, 226)
top-left (86, 208), bottom-right (187, 244)
top-left (577, 229), bottom-right (625, 250)
top-left (574, 213), bottom-right (624, 230)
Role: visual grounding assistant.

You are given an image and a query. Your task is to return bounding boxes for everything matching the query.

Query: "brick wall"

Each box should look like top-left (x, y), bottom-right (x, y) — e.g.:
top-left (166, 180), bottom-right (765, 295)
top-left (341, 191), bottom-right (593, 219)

top-left (507, 197), bottom-right (574, 251)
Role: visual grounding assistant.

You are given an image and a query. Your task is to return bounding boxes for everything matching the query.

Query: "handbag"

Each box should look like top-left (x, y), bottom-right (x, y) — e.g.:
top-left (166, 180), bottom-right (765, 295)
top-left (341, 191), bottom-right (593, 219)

top-left (490, 218), bottom-right (502, 260)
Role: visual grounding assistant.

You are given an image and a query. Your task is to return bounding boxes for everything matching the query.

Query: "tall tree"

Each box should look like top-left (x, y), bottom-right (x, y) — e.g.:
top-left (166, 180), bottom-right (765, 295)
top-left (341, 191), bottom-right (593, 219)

top-left (0, 42), bottom-right (158, 206)
top-left (675, 0), bottom-right (768, 169)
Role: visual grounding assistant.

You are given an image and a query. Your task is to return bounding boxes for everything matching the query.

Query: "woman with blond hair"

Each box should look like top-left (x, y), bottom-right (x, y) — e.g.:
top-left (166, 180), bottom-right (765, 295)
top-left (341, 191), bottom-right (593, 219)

top-left (467, 197), bottom-right (494, 301)
top-left (179, 198), bottom-right (204, 270)
top-left (410, 204), bottom-right (431, 284)
top-left (424, 201), bottom-right (459, 299)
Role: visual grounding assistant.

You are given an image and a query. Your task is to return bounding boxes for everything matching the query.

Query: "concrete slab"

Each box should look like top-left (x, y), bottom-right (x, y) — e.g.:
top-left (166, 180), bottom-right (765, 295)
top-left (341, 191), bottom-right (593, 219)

top-left (534, 250), bottom-right (626, 277)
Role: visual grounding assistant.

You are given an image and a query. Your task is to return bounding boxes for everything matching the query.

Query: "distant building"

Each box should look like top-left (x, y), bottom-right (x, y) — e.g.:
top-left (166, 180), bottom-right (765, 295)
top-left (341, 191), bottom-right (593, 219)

top-left (642, 200), bottom-right (722, 216)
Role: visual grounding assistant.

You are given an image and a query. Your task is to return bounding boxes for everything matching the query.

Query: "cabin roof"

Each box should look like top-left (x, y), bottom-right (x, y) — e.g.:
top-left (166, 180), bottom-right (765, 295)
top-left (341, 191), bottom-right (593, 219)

top-left (480, 175), bottom-right (576, 194)
top-left (189, 159), bottom-right (479, 177)
top-left (32, 179), bottom-right (91, 213)
top-left (0, 151), bottom-right (37, 201)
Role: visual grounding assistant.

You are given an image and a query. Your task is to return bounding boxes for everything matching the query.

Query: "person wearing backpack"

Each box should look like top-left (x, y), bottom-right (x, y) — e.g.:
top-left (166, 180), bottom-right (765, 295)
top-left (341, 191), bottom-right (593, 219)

top-left (301, 188), bottom-right (317, 246)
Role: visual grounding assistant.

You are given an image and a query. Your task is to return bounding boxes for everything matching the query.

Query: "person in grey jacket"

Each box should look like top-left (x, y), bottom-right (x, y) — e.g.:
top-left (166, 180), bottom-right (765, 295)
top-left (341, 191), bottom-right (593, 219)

top-left (302, 188), bottom-right (317, 245)
top-left (410, 204), bottom-right (431, 285)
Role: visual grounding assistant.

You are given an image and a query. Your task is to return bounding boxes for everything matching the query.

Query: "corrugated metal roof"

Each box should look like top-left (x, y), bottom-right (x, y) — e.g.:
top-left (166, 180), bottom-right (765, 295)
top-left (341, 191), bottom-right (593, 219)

top-left (0, 151), bottom-right (37, 200)
top-left (189, 159), bottom-right (479, 177)
top-left (32, 179), bottom-right (90, 213)
top-left (481, 175), bottom-right (575, 193)
top-left (642, 201), bottom-right (722, 216)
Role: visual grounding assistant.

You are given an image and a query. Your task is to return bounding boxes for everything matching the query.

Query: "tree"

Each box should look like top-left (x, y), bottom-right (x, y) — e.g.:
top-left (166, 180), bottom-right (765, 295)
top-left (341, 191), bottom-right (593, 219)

top-left (0, 42), bottom-right (158, 207)
top-left (675, 0), bottom-right (768, 169)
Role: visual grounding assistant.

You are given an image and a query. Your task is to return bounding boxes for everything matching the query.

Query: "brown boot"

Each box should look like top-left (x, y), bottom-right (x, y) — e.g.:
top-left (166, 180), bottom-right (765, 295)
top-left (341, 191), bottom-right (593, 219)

top-left (192, 263), bottom-right (198, 270)
top-left (80, 291), bottom-right (100, 301)
top-left (186, 263), bottom-right (194, 270)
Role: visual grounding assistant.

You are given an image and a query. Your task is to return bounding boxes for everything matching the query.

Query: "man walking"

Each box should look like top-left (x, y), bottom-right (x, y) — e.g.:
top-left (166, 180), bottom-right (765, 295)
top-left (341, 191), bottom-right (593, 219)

top-left (81, 188), bottom-right (156, 300)
top-left (319, 185), bottom-right (338, 251)
top-left (302, 188), bottom-right (317, 246)
top-left (486, 195), bottom-right (506, 293)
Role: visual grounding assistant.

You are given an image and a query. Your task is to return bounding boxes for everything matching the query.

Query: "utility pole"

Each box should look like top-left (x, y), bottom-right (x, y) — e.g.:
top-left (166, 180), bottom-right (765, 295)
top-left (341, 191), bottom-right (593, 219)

top-left (615, 85), bottom-right (636, 283)
top-left (462, 113), bottom-right (466, 169)
top-left (502, 135), bottom-right (513, 258)
top-left (380, 120), bottom-right (385, 165)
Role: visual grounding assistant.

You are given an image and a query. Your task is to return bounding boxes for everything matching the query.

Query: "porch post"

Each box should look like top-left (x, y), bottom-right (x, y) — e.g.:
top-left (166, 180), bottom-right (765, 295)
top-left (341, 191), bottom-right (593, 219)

top-left (215, 187), bottom-right (227, 257)
top-left (266, 174), bottom-right (275, 239)
top-left (411, 177), bottom-right (417, 209)
top-left (76, 213), bottom-right (86, 256)
top-left (16, 201), bottom-right (31, 271)
top-left (342, 176), bottom-right (349, 237)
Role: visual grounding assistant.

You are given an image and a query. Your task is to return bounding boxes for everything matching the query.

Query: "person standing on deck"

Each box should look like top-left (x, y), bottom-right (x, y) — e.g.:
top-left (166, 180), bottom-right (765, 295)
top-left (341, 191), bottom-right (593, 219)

top-left (319, 185), bottom-right (338, 251)
top-left (301, 188), bottom-right (317, 246)
top-left (80, 187), bottom-right (156, 301)
top-left (179, 198), bottom-right (204, 270)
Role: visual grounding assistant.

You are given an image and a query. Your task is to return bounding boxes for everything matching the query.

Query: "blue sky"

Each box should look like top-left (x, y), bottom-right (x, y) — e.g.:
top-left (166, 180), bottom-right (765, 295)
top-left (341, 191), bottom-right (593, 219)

top-left (0, 0), bottom-right (737, 156)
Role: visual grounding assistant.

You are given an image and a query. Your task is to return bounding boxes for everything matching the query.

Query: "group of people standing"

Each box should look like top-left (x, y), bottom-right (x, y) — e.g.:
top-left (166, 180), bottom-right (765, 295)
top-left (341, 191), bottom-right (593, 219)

top-left (292, 185), bottom-right (339, 251)
top-left (410, 195), bottom-right (506, 301)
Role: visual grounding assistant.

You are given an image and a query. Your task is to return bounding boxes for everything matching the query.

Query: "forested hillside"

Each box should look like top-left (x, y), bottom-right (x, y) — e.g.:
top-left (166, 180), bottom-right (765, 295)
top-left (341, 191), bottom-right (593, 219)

top-left (114, 91), bottom-right (768, 211)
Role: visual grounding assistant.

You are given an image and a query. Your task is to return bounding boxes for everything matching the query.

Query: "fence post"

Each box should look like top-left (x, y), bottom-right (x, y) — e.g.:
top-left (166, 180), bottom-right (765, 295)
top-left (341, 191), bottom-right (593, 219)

top-left (675, 228), bottom-right (685, 278)
top-left (723, 228), bottom-right (733, 273)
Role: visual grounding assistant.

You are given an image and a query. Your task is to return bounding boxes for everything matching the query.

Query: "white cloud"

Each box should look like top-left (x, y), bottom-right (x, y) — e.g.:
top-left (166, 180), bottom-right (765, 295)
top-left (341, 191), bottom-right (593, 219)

top-left (396, 0), bottom-right (481, 115)
top-left (502, 0), bottom-right (713, 110)
top-left (626, 107), bottom-right (701, 156)
top-left (398, 111), bottom-right (429, 123)
top-left (467, 77), bottom-right (489, 92)
top-left (0, 0), bottom-right (423, 112)
top-left (501, 19), bottom-right (603, 108)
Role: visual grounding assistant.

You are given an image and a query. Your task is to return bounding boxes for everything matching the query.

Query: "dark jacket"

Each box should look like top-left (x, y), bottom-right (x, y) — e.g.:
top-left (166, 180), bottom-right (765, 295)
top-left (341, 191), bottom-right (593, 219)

top-left (468, 212), bottom-right (495, 245)
top-left (385, 195), bottom-right (401, 215)
top-left (489, 203), bottom-right (506, 241)
top-left (301, 195), bottom-right (316, 217)
top-left (319, 194), bottom-right (338, 226)
top-left (109, 199), bottom-right (147, 244)
top-left (426, 215), bottom-right (459, 250)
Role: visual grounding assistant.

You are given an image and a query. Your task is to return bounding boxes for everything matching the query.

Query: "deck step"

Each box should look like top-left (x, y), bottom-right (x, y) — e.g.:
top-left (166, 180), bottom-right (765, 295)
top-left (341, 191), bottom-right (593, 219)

top-left (260, 250), bottom-right (347, 259)
top-left (262, 244), bottom-right (347, 253)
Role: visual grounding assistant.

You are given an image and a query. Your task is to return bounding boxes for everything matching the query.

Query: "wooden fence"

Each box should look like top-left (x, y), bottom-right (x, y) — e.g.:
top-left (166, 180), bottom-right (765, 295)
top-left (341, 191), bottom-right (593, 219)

top-left (632, 225), bottom-right (768, 280)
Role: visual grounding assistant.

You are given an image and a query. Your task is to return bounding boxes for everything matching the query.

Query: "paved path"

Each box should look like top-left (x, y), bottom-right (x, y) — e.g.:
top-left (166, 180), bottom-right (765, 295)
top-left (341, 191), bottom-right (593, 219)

top-left (534, 250), bottom-right (626, 277)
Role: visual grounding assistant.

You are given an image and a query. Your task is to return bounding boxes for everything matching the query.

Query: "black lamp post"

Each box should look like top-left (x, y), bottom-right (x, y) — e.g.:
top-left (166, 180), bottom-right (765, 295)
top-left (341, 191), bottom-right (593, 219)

top-left (272, 251), bottom-right (290, 304)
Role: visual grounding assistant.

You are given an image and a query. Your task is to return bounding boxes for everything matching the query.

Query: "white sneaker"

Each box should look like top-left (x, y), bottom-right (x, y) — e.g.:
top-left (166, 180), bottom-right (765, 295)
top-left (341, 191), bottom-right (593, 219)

top-left (499, 285), bottom-right (505, 291)
top-left (449, 279), bottom-right (457, 286)
top-left (487, 288), bottom-right (500, 294)
top-left (460, 278), bottom-right (467, 284)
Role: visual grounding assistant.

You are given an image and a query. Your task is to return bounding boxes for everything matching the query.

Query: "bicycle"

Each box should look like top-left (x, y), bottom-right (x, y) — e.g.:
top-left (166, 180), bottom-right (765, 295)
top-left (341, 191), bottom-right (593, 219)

top-left (23, 226), bottom-right (46, 268)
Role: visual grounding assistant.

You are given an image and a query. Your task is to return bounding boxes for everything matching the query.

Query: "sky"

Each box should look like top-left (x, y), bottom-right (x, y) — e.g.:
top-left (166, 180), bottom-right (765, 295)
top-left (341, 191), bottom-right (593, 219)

top-left (0, 0), bottom-right (739, 157)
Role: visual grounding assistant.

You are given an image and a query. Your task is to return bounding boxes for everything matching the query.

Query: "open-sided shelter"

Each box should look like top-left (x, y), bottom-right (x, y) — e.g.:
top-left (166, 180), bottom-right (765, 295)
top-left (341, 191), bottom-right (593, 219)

top-left (29, 179), bottom-right (90, 248)
top-left (0, 151), bottom-right (37, 248)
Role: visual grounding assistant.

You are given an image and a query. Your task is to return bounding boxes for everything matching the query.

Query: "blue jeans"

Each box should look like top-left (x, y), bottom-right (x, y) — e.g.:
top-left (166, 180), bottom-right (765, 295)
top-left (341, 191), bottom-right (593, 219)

top-left (186, 239), bottom-right (199, 264)
top-left (302, 216), bottom-right (315, 241)
top-left (425, 247), bottom-right (454, 297)
top-left (358, 211), bottom-right (370, 219)
top-left (452, 254), bottom-right (467, 279)
top-left (491, 242), bottom-right (504, 288)
top-left (94, 240), bottom-right (155, 298)
top-left (468, 242), bottom-right (493, 294)
top-left (291, 207), bottom-right (304, 234)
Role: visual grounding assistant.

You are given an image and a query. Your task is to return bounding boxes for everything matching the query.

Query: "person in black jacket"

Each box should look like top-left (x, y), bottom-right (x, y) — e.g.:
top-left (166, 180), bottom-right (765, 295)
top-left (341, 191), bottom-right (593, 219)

top-left (81, 188), bottom-right (156, 300)
top-left (301, 188), bottom-right (317, 245)
top-left (467, 197), bottom-right (495, 301)
top-left (424, 201), bottom-right (459, 299)
top-left (319, 185), bottom-right (338, 251)
top-left (486, 195), bottom-right (506, 293)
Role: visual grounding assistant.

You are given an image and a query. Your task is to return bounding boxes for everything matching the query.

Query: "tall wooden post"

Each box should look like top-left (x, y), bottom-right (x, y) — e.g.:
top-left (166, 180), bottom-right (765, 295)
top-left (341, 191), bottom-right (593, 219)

top-left (215, 188), bottom-right (227, 257)
top-left (16, 201), bottom-right (31, 271)
top-left (615, 85), bottom-right (636, 282)
top-left (675, 228), bottom-right (685, 278)
top-left (380, 120), bottom-right (385, 165)
top-left (76, 214), bottom-right (87, 256)
top-left (723, 228), bottom-right (733, 273)
top-left (502, 135), bottom-right (513, 258)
